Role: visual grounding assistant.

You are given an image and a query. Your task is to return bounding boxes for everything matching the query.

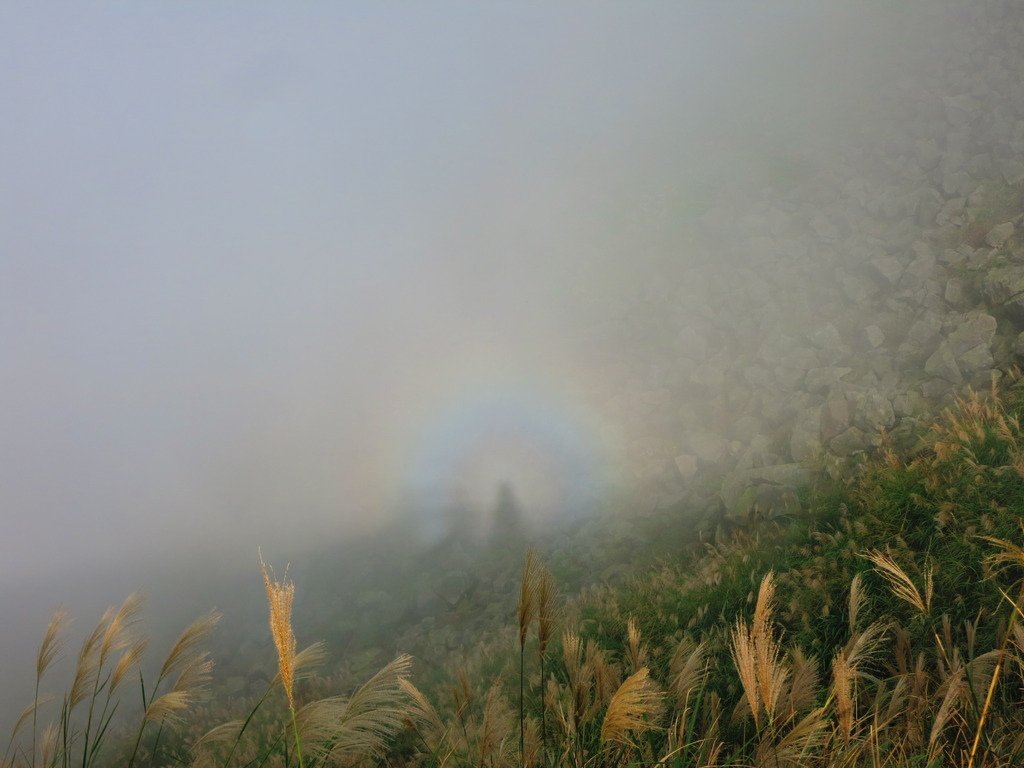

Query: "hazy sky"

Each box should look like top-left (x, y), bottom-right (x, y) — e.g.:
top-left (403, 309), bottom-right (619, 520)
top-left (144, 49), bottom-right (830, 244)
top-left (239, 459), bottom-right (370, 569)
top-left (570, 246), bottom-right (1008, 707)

top-left (0, 2), bottom-right (931, 584)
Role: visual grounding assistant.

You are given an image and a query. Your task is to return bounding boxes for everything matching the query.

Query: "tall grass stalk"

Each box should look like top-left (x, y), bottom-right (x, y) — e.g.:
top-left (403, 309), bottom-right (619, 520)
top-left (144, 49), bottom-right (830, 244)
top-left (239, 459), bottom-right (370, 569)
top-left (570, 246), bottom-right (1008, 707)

top-left (967, 549), bottom-right (1024, 768)
top-left (537, 566), bottom-right (554, 767)
top-left (517, 550), bottom-right (539, 767)
top-left (259, 551), bottom-right (304, 768)
top-left (32, 610), bottom-right (68, 768)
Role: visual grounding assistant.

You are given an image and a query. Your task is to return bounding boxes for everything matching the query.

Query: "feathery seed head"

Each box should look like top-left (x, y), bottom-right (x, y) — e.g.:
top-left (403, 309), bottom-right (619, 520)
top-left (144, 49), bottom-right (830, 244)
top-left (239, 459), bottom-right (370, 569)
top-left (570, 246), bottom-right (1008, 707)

top-left (864, 550), bottom-right (931, 614)
top-left (111, 636), bottom-right (150, 692)
top-left (848, 574), bottom-right (867, 633)
top-left (600, 667), bottom-right (664, 746)
top-left (158, 610), bottom-right (221, 685)
top-left (99, 592), bottom-right (144, 667)
top-left (518, 550), bottom-right (540, 647)
top-left (537, 566), bottom-right (555, 653)
top-left (68, 609), bottom-right (112, 709)
top-left (36, 608), bottom-right (70, 681)
top-left (260, 549), bottom-right (297, 708)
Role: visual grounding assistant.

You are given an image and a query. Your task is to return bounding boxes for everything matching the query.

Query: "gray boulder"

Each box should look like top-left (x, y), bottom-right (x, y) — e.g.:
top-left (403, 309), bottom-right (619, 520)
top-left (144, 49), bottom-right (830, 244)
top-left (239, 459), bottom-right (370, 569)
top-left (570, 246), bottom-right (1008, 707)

top-left (790, 406), bottom-right (822, 462)
top-left (925, 342), bottom-right (964, 385)
top-left (945, 312), bottom-right (997, 373)
top-left (674, 454), bottom-right (698, 483)
top-left (805, 367), bottom-right (852, 394)
top-left (986, 221), bottom-right (1015, 248)
top-left (981, 266), bottom-right (1024, 320)
top-left (870, 255), bottom-right (905, 287)
top-left (1001, 158), bottom-right (1024, 186)
top-left (865, 325), bottom-right (886, 348)
top-left (853, 390), bottom-right (896, 432)
top-left (720, 463), bottom-right (813, 517)
top-left (685, 430), bottom-right (730, 464)
top-left (944, 279), bottom-right (967, 308)
top-left (821, 393), bottom-right (851, 443)
top-left (830, 426), bottom-right (870, 456)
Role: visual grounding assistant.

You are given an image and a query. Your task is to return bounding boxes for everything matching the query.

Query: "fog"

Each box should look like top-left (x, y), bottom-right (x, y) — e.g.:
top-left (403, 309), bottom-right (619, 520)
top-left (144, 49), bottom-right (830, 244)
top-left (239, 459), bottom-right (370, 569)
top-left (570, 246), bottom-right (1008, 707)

top-left (1, 0), bottom-right (998, 732)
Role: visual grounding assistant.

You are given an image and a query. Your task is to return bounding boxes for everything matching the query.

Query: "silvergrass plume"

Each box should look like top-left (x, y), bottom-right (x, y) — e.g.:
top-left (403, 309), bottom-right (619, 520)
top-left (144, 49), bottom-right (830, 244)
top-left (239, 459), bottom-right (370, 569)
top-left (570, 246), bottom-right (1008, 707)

top-left (537, 566), bottom-right (554, 654)
top-left (296, 654), bottom-right (415, 763)
top-left (258, 548), bottom-right (305, 768)
top-left (731, 572), bottom-right (787, 730)
top-left (864, 550), bottom-right (932, 615)
top-left (157, 610), bottom-right (221, 686)
top-left (517, 550), bottom-right (539, 766)
top-left (517, 550), bottom-right (540, 648)
top-left (110, 638), bottom-right (149, 693)
top-left (36, 610), bottom-right (70, 681)
top-left (259, 550), bottom-right (297, 709)
top-left (98, 592), bottom-right (144, 669)
top-left (68, 608), bottom-right (112, 710)
top-left (537, 565), bottom-right (554, 767)
top-left (31, 609), bottom-right (68, 768)
top-left (600, 667), bottom-right (663, 746)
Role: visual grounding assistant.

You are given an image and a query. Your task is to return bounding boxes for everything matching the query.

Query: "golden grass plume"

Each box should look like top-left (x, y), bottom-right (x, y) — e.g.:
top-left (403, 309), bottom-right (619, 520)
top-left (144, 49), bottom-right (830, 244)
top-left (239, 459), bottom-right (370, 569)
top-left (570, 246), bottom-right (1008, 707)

top-left (297, 654), bottom-right (416, 763)
top-left (259, 550), bottom-right (297, 708)
top-left (600, 667), bottom-right (664, 746)
top-left (864, 550), bottom-right (932, 615)
top-left (518, 549), bottom-right (540, 647)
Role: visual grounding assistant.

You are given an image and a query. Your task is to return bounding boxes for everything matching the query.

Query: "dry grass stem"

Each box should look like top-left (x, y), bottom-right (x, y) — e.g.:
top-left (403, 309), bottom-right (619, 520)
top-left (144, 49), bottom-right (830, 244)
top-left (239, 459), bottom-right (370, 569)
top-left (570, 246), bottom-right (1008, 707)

top-left (537, 566), bottom-right (555, 654)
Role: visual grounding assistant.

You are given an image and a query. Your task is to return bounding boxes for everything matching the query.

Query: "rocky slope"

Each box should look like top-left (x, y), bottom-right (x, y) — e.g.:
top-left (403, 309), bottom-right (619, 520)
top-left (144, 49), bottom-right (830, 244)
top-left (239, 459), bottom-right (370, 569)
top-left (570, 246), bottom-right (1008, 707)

top-left (586, 0), bottom-right (1024, 523)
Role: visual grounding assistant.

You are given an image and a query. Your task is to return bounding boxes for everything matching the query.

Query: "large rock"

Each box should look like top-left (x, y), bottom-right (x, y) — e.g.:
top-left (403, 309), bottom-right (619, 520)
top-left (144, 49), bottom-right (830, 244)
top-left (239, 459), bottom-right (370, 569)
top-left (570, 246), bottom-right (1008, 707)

top-left (924, 342), bottom-right (964, 385)
top-left (936, 197), bottom-right (966, 228)
top-left (839, 271), bottom-right (880, 303)
top-left (720, 463), bottom-right (813, 516)
top-left (899, 313), bottom-right (942, 357)
top-left (893, 390), bottom-right (928, 417)
top-left (1001, 158), bottom-right (1024, 186)
top-left (981, 266), bottom-right (1024, 321)
top-left (808, 322), bottom-right (843, 350)
top-left (735, 434), bottom-right (776, 471)
top-left (944, 279), bottom-right (967, 308)
top-left (943, 94), bottom-right (978, 127)
top-left (852, 390), bottom-right (896, 432)
top-left (870, 255), bottom-right (905, 286)
top-left (674, 454), bottom-right (698, 483)
top-left (830, 426), bottom-right (870, 456)
top-left (790, 406), bottom-right (822, 462)
top-left (914, 138), bottom-right (942, 171)
top-left (985, 221), bottom-right (1015, 248)
top-left (684, 430), bottom-right (730, 464)
top-left (945, 312), bottom-right (997, 373)
top-left (865, 325), bottom-right (886, 348)
top-left (820, 393), bottom-right (851, 443)
top-left (901, 242), bottom-right (937, 287)
top-left (948, 313), bottom-right (997, 352)
top-left (805, 367), bottom-right (852, 394)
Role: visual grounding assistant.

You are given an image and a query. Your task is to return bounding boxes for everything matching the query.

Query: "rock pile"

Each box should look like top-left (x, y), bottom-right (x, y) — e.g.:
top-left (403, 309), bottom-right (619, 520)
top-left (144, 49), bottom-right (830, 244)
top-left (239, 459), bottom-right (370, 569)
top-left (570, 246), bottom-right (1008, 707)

top-left (590, 0), bottom-right (1024, 521)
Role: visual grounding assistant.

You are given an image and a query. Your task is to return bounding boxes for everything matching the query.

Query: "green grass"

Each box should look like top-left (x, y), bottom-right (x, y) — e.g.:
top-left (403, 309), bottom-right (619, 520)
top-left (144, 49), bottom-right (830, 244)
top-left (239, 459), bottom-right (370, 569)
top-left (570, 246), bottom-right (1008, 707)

top-left (11, 378), bottom-right (1024, 766)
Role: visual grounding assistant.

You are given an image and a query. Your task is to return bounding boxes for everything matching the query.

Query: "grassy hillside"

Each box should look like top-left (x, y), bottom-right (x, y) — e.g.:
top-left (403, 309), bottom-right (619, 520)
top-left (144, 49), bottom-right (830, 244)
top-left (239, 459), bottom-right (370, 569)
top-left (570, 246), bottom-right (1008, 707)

top-left (8, 374), bottom-right (1024, 767)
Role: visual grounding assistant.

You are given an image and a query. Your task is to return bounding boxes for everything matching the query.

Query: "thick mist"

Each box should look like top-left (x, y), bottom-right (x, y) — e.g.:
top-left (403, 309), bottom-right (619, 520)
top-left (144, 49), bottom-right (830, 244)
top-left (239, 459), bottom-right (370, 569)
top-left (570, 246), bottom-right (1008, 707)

top-left (0, 0), bottom-right (990, 730)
